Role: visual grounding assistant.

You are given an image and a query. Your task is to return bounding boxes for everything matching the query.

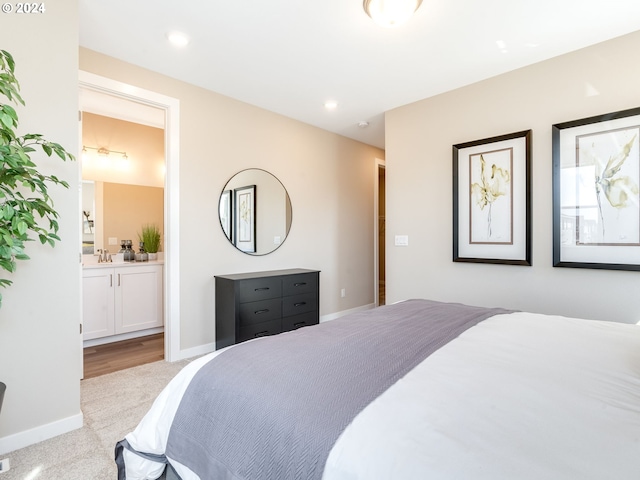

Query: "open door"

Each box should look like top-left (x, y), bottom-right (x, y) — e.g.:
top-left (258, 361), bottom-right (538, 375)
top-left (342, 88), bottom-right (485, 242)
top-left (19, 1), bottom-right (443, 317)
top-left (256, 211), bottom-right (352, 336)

top-left (374, 158), bottom-right (386, 306)
top-left (78, 111), bottom-right (84, 379)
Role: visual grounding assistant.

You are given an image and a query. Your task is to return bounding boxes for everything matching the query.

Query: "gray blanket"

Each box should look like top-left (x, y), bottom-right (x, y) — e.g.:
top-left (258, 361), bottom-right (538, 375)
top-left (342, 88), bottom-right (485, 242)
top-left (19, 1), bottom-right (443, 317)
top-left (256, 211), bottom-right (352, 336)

top-left (165, 299), bottom-right (513, 479)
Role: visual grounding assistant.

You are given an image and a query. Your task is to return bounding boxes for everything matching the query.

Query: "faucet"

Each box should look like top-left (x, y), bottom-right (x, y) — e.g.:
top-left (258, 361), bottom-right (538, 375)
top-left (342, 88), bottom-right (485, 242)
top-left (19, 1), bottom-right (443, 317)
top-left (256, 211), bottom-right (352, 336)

top-left (97, 249), bottom-right (111, 263)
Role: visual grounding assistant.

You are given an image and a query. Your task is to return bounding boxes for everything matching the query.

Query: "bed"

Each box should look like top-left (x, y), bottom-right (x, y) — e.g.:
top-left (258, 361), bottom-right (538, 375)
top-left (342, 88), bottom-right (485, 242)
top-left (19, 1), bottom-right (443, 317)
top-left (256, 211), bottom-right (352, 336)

top-left (115, 299), bottom-right (640, 479)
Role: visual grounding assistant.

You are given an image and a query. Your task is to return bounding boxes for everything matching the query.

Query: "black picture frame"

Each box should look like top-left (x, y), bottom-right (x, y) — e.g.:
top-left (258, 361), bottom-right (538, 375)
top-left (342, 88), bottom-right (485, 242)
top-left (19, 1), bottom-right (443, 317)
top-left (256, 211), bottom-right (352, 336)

top-left (453, 130), bottom-right (532, 266)
top-left (234, 185), bottom-right (256, 253)
top-left (552, 106), bottom-right (640, 270)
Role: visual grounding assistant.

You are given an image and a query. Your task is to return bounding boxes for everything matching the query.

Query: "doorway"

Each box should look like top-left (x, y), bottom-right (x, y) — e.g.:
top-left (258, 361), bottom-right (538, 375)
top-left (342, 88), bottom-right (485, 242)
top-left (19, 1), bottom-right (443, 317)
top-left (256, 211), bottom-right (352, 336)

top-left (80, 109), bottom-right (166, 376)
top-left (78, 71), bottom-right (181, 373)
top-left (375, 159), bottom-right (386, 306)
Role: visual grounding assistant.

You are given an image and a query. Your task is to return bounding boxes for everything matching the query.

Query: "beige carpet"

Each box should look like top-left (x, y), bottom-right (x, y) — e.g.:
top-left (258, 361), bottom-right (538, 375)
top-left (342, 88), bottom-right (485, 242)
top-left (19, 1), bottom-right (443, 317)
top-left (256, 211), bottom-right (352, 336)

top-left (3, 358), bottom-right (195, 479)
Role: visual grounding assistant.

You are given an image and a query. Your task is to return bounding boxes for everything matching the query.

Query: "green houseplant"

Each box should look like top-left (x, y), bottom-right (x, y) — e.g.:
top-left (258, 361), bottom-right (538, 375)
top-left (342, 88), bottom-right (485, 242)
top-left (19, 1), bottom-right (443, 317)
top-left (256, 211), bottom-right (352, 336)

top-left (0, 50), bottom-right (74, 307)
top-left (139, 223), bottom-right (161, 258)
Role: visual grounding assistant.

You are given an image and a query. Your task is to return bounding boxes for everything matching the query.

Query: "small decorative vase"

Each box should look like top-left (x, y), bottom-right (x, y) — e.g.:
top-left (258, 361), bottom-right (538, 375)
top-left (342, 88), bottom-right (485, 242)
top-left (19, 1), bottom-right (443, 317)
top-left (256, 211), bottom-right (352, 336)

top-left (136, 242), bottom-right (149, 262)
top-left (148, 253), bottom-right (158, 261)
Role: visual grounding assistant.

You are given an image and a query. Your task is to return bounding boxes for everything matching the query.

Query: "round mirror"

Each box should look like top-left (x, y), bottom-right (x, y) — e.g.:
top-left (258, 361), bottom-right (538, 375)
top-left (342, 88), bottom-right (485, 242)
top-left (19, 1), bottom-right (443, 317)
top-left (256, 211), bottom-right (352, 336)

top-left (219, 168), bottom-right (292, 255)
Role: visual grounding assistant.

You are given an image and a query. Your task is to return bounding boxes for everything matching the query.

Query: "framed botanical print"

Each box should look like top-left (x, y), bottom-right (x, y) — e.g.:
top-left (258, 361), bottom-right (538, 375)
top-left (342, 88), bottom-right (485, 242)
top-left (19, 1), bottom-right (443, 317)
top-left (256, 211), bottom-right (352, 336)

top-left (453, 130), bottom-right (532, 265)
top-left (234, 185), bottom-right (256, 253)
top-left (553, 107), bottom-right (640, 270)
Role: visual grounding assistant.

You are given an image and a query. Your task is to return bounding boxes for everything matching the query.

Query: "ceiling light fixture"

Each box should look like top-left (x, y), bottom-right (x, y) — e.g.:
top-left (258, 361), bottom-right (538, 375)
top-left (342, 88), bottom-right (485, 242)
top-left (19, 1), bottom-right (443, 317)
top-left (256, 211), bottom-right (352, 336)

top-left (83, 145), bottom-right (128, 159)
top-left (324, 101), bottom-right (339, 110)
top-left (363, 0), bottom-right (423, 28)
top-left (167, 31), bottom-right (190, 47)
top-left (83, 146), bottom-right (131, 170)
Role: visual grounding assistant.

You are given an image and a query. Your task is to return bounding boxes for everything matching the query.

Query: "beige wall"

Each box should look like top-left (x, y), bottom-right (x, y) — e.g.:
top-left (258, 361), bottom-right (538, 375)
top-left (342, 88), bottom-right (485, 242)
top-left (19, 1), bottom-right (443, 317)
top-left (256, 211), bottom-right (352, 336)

top-left (80, 48), bottom-right (384, 351)
top-left (82, 113), bottom-right (164, 252)
top-left (81, 112), bottom-right (165, 188)
top-left (102, 182), bottom-right (164, 251)
top-left (0, 0), bottom-right (81, 451)
top-left (385, 30), bottom-right (640, 323)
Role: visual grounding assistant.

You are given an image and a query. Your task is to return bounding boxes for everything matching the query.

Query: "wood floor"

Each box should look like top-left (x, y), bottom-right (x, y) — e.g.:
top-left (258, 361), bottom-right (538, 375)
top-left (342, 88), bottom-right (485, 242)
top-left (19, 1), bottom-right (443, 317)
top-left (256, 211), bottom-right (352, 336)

top-left (83, 333), bottom-right (164, 379)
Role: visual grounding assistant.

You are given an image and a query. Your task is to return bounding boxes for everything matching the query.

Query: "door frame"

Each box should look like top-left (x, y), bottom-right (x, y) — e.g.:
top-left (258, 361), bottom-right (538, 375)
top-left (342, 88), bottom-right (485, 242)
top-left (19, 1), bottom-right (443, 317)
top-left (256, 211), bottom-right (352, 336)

top-left (374, 158), bottom-right (385, 306)
top-left (78, 71), bottom-right (181, 362)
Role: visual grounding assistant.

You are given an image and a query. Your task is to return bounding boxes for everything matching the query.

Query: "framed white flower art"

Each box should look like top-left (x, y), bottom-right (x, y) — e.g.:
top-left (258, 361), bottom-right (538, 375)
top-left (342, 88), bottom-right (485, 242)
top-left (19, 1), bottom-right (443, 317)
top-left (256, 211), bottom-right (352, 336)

top-left (453, 130), bottom-right (532, 265)
top-left (553, 107), bottom-right (640, 270)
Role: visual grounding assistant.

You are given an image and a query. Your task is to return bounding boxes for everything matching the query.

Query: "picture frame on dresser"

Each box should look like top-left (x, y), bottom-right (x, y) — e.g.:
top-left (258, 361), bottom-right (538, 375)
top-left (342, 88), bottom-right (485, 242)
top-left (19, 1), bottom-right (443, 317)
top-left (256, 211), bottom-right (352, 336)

top-left (453, 129), bottom-right (532, 266)
top-left (552, 106), bottom-right (640, 270)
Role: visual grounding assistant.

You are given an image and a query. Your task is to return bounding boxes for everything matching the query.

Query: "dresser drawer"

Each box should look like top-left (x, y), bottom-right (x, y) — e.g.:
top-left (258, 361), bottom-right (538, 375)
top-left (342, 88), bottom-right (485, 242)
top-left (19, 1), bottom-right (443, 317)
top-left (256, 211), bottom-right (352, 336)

top-left (282, 292), bottom-right (316, 317)
top-left (215, 269), bottom-right (320, 350)
top-left (282, 311), bottom-right (318, 331)
top-left (282, 273), bottom-right (317, 296)
top-left (239, 298), bottom-right (282, 326)
top-left (238, 319), bottom-right (282, 343)
top-left (238, 277), bottom-right (282, 303)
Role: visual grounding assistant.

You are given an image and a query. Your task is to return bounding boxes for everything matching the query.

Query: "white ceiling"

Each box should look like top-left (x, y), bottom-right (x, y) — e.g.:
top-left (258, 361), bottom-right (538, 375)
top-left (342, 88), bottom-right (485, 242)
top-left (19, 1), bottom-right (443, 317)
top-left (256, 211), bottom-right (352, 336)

top-left (79, 0), bottom-right (640, 149)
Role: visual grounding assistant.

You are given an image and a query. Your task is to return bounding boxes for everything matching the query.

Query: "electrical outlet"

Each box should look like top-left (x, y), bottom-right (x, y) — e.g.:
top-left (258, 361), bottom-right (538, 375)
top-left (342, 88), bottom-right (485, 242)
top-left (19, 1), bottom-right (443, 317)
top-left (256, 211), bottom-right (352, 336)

top-left (341, 288), bottom-right (346, 298)
top-left (108, 237), bottom-right (118, 245)
top-left (0, 458), bottom-right (10, 473)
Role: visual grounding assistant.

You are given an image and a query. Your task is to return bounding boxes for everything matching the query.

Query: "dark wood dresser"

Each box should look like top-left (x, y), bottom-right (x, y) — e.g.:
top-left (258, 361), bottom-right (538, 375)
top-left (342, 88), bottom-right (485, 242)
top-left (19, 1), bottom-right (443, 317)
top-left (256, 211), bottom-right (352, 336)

top-left (215, 269), bottom-right (320, 349)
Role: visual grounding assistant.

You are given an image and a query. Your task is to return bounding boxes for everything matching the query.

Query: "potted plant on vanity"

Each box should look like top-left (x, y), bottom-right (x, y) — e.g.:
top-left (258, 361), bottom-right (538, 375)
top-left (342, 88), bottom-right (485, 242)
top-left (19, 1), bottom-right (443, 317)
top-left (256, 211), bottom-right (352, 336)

top-left (139, 223), bottom-right (161, 261)
top-left (0, 50), bottom-right (74, 414)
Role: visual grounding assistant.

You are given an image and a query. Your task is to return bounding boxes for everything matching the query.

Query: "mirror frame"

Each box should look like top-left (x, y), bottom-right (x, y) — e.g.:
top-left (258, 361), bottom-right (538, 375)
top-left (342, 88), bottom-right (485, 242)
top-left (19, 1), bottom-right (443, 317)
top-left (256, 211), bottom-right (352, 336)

top-left (218, 168), bottom-right (292, 256)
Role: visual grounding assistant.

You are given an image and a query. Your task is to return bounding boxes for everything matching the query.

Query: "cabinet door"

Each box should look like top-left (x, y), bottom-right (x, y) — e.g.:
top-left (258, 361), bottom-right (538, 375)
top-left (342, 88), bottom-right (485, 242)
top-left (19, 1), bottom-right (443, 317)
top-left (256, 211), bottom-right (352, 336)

top-left (115, 265), bottom-right (163, 334)
top-left (83, 268), bottom-right (115, 340)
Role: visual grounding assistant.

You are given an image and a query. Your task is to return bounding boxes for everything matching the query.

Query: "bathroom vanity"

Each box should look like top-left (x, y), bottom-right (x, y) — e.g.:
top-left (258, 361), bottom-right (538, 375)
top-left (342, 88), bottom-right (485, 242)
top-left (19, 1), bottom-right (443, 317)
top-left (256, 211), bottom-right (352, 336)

top-left (82, 258), bottom-right (164, 345)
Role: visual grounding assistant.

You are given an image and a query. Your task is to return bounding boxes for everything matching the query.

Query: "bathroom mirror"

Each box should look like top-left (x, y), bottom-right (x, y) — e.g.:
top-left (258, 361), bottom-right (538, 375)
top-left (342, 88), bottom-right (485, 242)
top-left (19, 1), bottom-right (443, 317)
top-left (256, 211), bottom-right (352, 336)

top-left (219, 169), bottom-right (292, 255)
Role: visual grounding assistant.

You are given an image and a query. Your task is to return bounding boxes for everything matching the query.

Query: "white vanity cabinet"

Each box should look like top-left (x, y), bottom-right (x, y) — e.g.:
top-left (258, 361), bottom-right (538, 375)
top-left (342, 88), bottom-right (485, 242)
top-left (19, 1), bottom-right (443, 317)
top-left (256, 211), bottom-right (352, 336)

top-left (82, 263), bottom-right (163, 342)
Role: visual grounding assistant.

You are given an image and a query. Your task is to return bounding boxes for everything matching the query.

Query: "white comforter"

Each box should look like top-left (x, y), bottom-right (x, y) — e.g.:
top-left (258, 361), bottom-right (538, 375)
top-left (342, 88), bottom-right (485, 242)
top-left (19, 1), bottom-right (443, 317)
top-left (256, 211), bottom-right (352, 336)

top-left (123, 311), bottom-right (640, 479)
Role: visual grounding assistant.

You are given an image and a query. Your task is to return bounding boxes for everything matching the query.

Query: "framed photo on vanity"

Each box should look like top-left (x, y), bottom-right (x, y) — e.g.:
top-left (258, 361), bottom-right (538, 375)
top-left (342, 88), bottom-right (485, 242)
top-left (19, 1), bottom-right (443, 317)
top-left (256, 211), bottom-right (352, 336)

top-left (552, 107), bottom-right (640, 270)
top-left (453, 130), bottom-right (532, 266)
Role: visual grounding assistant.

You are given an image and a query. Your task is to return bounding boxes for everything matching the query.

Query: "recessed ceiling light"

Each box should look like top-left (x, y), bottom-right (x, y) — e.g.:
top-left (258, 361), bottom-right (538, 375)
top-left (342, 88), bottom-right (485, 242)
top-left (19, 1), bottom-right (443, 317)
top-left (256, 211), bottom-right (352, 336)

top-left (167, 31), bottom-right (190, 47)
top-left (324, 101), bottom-right (338, 110)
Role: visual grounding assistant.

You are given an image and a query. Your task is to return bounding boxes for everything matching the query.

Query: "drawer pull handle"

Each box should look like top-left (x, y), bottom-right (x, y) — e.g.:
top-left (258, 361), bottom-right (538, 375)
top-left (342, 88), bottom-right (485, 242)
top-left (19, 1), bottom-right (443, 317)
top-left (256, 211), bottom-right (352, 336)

top-left (294, 302), bottom-right (307, 307)
top-left (254, 309), bottom-right (269, 315)
top-left (294, 282), bottom-right (307, 287)
top-left (254, 331), bottom-right (269, 337)
top-left (255, 287), bottom-right (270, 291)
top-left (293, 322), bottom-right (306, 328)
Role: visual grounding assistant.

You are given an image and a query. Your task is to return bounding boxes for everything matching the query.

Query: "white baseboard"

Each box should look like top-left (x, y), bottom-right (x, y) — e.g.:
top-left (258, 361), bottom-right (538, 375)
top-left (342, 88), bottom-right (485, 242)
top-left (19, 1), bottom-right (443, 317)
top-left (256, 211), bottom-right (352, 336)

top-left (176, 342), bottom-right (216, 361)
top-left (320, 303), bottom-right (376, 323)
top-left (0, 412), bottom-right (83, 456)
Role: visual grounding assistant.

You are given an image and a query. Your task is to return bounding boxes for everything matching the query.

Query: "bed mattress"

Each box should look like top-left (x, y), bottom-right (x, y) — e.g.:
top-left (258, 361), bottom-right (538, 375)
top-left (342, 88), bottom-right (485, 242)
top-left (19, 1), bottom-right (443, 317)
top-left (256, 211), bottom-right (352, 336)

top-left (116, 299), bottom-right (640, 479)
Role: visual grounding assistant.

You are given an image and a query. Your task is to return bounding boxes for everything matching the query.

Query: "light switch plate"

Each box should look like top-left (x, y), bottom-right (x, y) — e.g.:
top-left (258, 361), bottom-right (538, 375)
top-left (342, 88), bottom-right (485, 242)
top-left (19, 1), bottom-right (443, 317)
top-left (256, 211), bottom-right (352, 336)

top-left (108, 237), bottom-right (118, 245)
top-left (395, 235), bottom-right (409, 246)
